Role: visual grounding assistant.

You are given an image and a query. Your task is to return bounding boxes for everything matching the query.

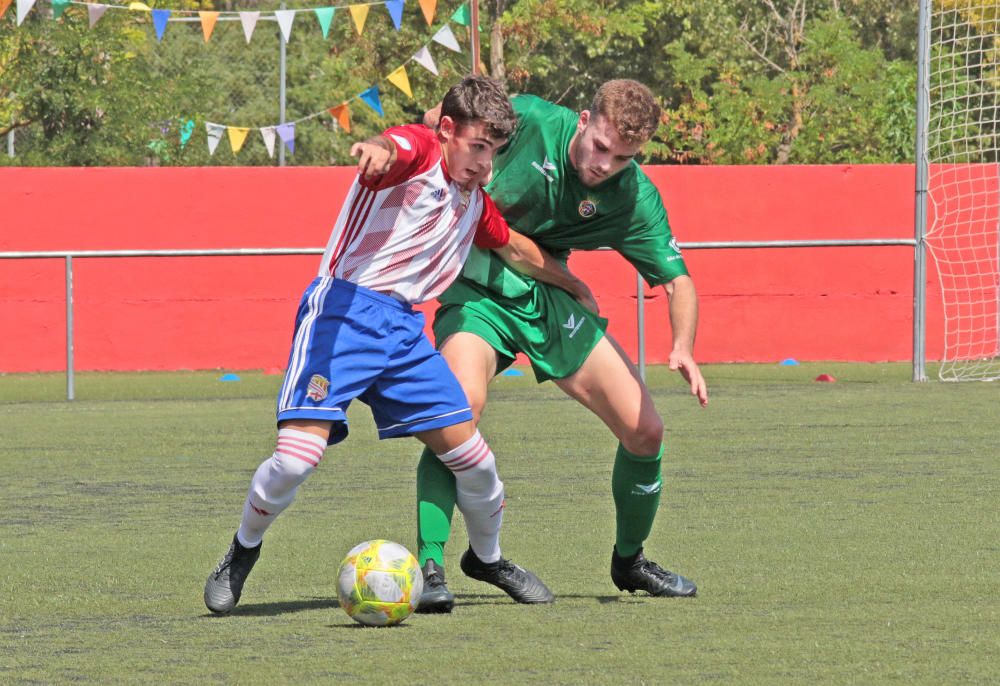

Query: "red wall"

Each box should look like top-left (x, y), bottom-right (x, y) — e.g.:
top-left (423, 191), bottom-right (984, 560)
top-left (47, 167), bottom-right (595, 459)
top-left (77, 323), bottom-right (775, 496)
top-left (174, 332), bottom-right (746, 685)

top-left (0, 166), bottom-right (939, 372)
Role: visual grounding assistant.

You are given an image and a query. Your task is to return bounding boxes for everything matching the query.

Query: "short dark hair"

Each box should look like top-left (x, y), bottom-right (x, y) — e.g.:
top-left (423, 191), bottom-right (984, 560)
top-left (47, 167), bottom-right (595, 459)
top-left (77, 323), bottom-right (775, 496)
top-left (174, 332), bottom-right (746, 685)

top-left (591, 79), bottom-right (661, 145)
top-left (440, 75), bottom-right (517, 140)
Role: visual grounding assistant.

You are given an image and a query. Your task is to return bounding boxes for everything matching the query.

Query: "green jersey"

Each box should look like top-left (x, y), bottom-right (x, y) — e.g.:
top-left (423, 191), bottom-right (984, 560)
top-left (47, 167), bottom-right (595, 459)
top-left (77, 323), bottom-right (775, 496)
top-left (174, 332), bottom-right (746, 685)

top-left (446, 94), bottom-right (688, 301)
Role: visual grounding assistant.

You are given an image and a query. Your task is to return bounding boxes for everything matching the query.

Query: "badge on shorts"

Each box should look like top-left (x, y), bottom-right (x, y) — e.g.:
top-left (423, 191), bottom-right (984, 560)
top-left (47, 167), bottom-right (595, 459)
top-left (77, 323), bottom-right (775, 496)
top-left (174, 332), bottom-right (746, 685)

top-left (307, 374), bottom-right (330, 402)
top-left (578, 199), bottom-right (597, 218)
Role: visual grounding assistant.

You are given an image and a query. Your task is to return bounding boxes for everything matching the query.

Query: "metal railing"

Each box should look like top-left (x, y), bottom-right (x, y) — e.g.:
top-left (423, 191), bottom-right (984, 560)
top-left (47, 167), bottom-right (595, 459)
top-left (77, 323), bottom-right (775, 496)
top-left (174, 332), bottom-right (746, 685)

top-left (0, 237), bottom-right (919, 400)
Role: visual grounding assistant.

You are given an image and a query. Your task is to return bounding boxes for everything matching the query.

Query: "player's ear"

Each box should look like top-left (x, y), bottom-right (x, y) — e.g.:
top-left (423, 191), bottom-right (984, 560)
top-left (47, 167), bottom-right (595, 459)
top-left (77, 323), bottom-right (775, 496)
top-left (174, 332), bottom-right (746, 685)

top-left (438, 115), bottom-right (457, 143)
top-left (577, 110), bottom-right (591, 134)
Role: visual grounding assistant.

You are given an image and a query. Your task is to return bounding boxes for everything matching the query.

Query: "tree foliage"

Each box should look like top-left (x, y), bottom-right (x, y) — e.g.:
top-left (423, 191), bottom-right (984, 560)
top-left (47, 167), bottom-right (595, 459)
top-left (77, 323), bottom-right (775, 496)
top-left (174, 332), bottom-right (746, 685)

top-left (1, 0), bottom-right (925, 165)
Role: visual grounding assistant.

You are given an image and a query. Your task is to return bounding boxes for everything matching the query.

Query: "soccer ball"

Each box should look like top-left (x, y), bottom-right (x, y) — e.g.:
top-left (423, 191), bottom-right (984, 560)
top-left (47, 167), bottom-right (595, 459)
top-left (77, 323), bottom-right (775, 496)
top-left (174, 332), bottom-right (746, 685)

top-left (336, 540), bottom-right (423, 627)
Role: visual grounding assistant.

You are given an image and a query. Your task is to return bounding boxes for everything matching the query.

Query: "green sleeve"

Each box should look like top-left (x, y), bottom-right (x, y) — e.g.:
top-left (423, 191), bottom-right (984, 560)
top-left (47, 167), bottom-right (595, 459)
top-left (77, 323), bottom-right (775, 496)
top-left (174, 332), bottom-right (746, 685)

top-left (616, 182), bottom-right (689, 287)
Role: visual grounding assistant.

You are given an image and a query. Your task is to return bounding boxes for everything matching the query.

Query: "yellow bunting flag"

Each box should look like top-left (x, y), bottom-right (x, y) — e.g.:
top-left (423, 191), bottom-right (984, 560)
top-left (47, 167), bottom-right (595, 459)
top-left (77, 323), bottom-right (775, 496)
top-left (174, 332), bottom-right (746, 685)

top-left (0, 0), bottom-right (13, 19)
top-left (329, 104), bottom-right (351, 133)
top-left (387, 66), bottom-right (413, 99)
top-left (200, 11), bottom-right (220, 42)
top-left (348, 4), bottom-right (368, 35)
top-left (418, 0), bottom-right (436, 25)
top-left (227, 127), bottom-right (251, 154)
top-left (127, 2), bottom-right (151, 10)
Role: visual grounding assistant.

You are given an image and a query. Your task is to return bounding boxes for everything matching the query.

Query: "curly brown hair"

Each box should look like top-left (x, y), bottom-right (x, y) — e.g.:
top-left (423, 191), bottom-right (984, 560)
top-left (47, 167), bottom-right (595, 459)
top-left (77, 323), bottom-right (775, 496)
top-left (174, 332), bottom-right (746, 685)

top-left (440, 75), bottom-right (517, 140)
top-left (590, 79), bottom-right (661, 146)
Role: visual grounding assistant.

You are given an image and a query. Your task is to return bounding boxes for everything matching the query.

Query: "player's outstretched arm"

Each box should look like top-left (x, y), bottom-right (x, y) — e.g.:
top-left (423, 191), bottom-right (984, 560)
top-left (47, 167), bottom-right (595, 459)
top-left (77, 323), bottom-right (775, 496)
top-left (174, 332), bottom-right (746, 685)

top-left (663, 275), bottom-right (708, 407)
top-left (350, 135), bottom-right (397, 179)
top-left (494, 230), bottom-right (599, 314)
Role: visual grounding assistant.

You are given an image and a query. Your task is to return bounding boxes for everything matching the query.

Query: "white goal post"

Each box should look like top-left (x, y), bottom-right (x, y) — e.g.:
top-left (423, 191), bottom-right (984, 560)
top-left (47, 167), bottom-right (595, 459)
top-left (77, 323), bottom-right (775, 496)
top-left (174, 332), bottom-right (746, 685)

top-left (920, 0), bottom-right (1000, 381)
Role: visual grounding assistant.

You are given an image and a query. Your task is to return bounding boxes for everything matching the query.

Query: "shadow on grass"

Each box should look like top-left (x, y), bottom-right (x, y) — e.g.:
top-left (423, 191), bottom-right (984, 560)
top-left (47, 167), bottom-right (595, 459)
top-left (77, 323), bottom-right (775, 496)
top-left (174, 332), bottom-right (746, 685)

top-left (456, 593), bottom-right (626, 606)
top-left (202, 597), bottom-right (340, 618)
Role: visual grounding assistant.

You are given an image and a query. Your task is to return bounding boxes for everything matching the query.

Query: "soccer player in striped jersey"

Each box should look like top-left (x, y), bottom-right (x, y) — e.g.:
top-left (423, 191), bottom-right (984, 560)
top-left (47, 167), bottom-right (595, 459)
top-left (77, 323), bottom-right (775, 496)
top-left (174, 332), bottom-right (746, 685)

top-left (415, 80), bottom-right (708, 613)
top-left (204, 76), bottom-right (592, 614)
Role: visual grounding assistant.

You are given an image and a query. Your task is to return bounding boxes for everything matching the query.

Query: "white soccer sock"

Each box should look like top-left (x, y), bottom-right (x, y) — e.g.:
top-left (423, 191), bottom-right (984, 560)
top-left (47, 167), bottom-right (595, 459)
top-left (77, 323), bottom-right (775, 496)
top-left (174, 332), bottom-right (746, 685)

top-left (236, 428), bottom-right (327, 548)
top-left (436, 431), bottom-right (504, 563)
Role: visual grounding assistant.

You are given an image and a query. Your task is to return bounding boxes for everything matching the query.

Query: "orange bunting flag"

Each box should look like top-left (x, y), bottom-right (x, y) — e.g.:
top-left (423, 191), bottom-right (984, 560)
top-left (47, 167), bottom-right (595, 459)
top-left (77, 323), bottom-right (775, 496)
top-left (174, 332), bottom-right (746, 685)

top-left (0, 0), bottom-right (13, 20)
top-left (329, 104), bottom-right (351, 133)
top-left (227, 127), bottom-right (250, 154)
top-left (199, 11), bottom-right (220, 42)
top-left (348, 4), bottom-right (368, 35)
top-left (418, 0), bottom-right (436, 25)
top-left (387, 66), bottom-right (413, 99)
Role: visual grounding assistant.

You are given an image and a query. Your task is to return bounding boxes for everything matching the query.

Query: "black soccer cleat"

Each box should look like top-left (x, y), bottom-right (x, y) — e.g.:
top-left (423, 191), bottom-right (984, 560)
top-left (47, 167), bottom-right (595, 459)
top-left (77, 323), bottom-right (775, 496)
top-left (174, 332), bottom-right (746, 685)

top-left (415, 560), bottom-right (456, 614)
top-left (611, 547), bottom-right (697, 598)
top-left (460, 546), bottom-right (554, 604)
top-left (204, 535), bottom-right (262, 614)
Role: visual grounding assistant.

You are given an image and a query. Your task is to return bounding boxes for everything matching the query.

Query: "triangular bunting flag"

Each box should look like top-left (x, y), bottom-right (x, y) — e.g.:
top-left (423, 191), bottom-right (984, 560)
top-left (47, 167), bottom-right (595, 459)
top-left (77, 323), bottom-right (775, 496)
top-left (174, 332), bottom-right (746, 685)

top-left (387, 66), bottom-right (413, 99)
top-left (417, 0), bottom-right (436, 25)
top-left (239, 11), bottom-right (259, 43)
top-left (151, 9), bottom-right (170, 41)
top-left (313, 7), bottom-right (334, 38)
top-left (359, 85), bottom-right (383, 117)
top-left (276, 123), bottom-right (296, 154)
top-left (348, 4), bottom-right (368, 35)
top-left (0, 0), bottom-right (12, 20)
top-left (274, 10), bottom-right (295, 42)
top-left (385, 0), bottom-right (404, 31)
top-left (52, 0), bottom-right (70, 20)
top-left (206, 123), bottom-right (225, 156)
top-left (260, 127), bottom-right (277, 158)
top-left (128, 2), bottom-right (150, 10)
top-left (329, 104), bottom-right (351, 133)
top-left (450, 3), bottom-right (470, 26)
top-left (432, 24), bottom-right (461, 52)
top-left (411, 46), bottom-right (438, 76)
top-left (179, 119), bottom-right (195, 148)
top-left (87, 3), bottom-right (107, 27)
top-left (199, 12), bottom-right (219, 42)
top-left (227, 127), bottom-right (250, 154)
top-left (16, 0), bottom-right (36, 26)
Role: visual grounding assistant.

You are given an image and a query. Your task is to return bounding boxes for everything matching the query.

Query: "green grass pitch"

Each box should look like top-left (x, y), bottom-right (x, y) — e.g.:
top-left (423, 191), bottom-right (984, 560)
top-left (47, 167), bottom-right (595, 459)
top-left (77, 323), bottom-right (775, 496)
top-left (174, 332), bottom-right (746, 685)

top-left (1, 363), bottom-right (997, 684)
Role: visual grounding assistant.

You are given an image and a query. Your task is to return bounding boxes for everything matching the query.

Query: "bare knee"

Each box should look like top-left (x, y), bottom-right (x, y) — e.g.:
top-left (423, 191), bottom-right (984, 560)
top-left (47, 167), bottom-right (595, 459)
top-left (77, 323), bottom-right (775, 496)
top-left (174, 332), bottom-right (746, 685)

top-left (621, 416), bottom-right (664, 456)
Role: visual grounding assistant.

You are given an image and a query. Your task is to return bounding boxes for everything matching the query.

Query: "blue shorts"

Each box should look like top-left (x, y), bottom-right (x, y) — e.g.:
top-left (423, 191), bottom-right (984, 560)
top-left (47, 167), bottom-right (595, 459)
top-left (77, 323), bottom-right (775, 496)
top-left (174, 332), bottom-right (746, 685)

top-left (276, 277), bottom-right (473, 445)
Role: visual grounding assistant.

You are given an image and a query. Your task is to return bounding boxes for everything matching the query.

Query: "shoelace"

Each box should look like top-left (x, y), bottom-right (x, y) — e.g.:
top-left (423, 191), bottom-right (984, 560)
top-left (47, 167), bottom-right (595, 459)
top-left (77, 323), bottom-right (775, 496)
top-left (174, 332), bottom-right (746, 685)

top-left (212, 546), bottom-right (236, 576)
top-left (638, 560), bottom-right (674, 582)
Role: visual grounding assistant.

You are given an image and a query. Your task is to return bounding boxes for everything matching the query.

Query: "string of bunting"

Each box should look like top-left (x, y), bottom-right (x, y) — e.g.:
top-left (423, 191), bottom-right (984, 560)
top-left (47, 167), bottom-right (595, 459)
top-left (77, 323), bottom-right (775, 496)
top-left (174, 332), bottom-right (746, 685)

top-left (8, 0), bottom-right (463, 40)
top-left (3, 0), bottom-right (477, 157)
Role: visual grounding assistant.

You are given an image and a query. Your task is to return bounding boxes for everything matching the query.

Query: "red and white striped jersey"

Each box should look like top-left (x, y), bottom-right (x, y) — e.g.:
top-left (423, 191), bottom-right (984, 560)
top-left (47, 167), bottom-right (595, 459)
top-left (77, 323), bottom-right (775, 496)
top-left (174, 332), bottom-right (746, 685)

top-left (318, 124), bottom-right (510, 304)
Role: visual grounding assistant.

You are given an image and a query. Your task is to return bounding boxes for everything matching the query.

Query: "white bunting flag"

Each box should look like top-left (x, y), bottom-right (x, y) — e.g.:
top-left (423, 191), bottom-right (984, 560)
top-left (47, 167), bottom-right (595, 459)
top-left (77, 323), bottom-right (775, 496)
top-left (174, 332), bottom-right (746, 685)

top-left (87, 3), bottom-right (107, 27)
top-left (206, 123), bottom-right (225, 156)
top-left (239, 11), bottom-right (260, 43)
top-left (260, 127), bottom-right (277, 158)
top-left (16, 0), bottom-right (37, 25)
top-left (274, 9), bottom-right (296, 42)
top-left (432, 24), bottom-right (461, 53)
top-left (411, 46), bottom-right (439, 76)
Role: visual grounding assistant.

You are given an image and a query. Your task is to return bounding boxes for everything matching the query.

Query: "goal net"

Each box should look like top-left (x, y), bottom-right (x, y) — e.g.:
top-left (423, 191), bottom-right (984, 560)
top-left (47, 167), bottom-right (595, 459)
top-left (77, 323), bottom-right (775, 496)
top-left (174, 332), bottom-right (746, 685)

top-left (926, 1), bottom-right (1000, 381)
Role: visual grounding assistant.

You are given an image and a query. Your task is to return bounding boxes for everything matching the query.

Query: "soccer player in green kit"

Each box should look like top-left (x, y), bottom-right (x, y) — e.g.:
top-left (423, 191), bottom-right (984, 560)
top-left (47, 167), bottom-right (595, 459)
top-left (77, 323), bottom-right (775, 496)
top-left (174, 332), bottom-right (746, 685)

top-left (416, 79), bottom-right (709, 613)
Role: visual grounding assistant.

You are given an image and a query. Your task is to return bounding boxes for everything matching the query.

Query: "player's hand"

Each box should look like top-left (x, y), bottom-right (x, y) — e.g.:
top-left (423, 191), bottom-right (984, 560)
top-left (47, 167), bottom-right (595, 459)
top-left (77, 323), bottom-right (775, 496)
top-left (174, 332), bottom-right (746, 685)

top-left (351, 142), bottom-right (393, 179)
top-left (570, 279), bottom-right (600, 314)
top-left (669, 349), bottom-right (708, 407)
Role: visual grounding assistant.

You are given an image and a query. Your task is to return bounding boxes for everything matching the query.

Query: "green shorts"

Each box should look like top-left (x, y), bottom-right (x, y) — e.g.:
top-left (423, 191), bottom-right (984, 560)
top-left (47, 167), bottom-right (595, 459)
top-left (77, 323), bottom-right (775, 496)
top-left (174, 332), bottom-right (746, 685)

top-left (433, 277), bottom-right (609, 382)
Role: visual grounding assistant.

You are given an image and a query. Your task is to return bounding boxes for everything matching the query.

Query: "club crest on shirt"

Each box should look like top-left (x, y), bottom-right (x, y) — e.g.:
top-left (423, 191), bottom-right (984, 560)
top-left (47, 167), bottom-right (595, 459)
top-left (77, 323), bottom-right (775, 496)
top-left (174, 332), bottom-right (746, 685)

top-left (578, 199), bottom-right (597, 218)
top-left (307, 374), bottom-right (330, 402)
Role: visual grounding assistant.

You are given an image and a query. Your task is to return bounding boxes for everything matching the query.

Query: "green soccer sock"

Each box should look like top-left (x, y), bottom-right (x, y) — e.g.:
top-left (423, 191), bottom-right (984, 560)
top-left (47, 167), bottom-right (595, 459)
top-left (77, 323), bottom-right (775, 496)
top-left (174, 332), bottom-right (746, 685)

top-left (611, 442), bottom-right (664, 558)
top-left (416, 445), bottom-right (458, 567)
